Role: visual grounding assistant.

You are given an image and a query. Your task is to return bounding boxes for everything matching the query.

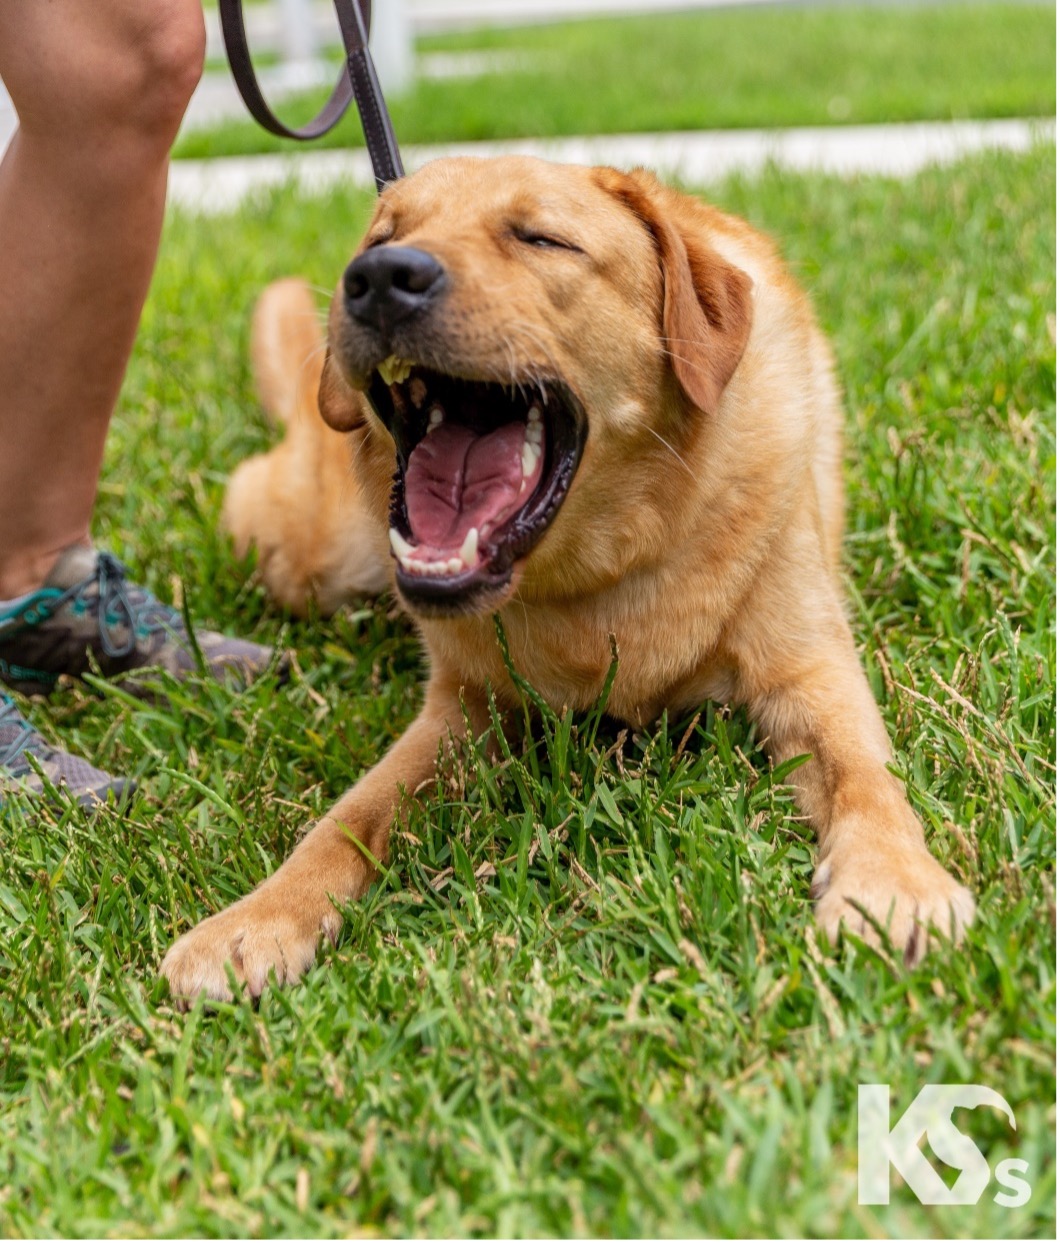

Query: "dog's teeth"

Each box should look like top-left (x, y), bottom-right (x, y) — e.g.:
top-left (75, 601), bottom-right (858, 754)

top-left (391, 544), bottom-right (468, 579)
top-left (526, 407), bottom-right (544, 447)
top-left (410, 377), bottom-right (427, 408)
top-left (389, 528), bottom-right (416, 560)
top-left (428, 405), bottom-right (444, 431)
top-left (521, 439), bottom-right (542, 477)
top-left (458, 527), bottom-right (479, 567)
top-left (395, 547), bottom-right (472, 578)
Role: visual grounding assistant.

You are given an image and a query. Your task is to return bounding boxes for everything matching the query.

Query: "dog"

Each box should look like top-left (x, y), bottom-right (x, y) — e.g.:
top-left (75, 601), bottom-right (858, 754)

top-left (160, 155), bottom-right (975, 1001)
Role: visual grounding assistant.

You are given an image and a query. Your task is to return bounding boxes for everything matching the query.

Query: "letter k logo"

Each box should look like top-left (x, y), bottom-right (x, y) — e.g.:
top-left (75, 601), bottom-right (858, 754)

top-left (858, 1084), bottom-right (1017, 1205)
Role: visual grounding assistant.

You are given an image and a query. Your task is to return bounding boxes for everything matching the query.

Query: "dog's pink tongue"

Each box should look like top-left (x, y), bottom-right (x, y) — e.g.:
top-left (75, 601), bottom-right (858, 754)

top-left (406, 422), bottom-right (527, 548)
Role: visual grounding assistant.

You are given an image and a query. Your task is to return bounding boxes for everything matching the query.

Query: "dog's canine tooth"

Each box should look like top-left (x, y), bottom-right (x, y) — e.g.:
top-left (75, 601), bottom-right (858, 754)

top-left (428, 405), bottom-right (444, 431)
top-left (458, 527), bottom-right (479, 567)
top-left (390, 527), bottom-right (416, 560)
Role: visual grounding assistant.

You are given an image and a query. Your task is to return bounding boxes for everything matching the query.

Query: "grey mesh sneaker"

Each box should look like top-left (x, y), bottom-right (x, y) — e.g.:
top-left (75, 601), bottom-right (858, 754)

top-left (0, 693), bottom-right (133, 809)
top-left (0, 545), bottom-right (285, 697)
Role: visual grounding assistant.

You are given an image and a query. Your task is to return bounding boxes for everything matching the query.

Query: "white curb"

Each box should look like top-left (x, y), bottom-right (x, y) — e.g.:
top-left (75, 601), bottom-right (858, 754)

top-left (167, 117), bottom-right (1055, 214)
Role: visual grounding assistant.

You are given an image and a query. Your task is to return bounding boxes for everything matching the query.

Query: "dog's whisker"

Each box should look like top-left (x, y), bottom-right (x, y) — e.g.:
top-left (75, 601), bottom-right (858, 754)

top-left (645, 427), bottom-right (697, 480)
top-left (346, 426), bottom-right (373, 477)
top-left (299, 341), bottom-right (328, 373)
top-left (659, 347), bottom-right (725, 382)
top-left (499, 319), bottom-right (561, 357)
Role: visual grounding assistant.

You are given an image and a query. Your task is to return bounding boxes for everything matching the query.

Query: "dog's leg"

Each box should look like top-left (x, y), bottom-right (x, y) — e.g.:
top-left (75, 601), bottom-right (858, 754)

top-left (160, 676), bottom-right (486, 1002)
top-left (741, 587), bottom-right (975, 964)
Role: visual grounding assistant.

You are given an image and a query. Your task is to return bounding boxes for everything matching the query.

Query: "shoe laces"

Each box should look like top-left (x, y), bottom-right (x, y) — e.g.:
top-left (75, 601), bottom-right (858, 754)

top-left (80, 553), bottom-right (182, 660)
top-left (0, 694), bottom-right (45, 777)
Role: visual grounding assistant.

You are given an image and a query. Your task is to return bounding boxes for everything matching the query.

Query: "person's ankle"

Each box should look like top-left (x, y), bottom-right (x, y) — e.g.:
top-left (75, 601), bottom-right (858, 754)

top-left (0, 539), bottom-right (92, 599)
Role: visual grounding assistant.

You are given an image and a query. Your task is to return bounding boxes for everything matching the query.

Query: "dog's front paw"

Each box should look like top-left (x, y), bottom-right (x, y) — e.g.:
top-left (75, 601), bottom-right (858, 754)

top-left (812, 843), bottom-right (975, 965)
top-left (160, 895), bottom-right (340, 1005)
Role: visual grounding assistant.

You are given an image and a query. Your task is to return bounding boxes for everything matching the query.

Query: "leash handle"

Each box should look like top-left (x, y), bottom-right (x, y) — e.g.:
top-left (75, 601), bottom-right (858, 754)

top-left (218, 0), bottom-right (404, 191)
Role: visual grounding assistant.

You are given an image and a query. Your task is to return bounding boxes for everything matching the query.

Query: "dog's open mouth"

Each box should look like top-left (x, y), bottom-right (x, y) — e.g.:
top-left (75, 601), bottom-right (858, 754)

top-left (366, 358), bottom-right (586, 609)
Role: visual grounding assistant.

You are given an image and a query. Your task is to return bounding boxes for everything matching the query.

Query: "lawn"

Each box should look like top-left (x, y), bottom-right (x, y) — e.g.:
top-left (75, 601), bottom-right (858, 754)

top-left (0, 145), bottom-right (1055, 1236)
top-left (176, 1), bottom-right (1056, 159)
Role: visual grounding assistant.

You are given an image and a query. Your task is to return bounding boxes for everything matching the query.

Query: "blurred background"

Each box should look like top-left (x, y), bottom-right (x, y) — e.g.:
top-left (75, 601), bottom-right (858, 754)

top-left (2, 0), bottom-right (1051, 170)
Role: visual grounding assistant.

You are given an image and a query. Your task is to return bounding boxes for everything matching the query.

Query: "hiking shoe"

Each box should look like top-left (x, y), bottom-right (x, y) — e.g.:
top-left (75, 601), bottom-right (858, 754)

top-left (0, 545), bottom-right (285, 697)
top-left (0, 693), bottom-right (133, 809)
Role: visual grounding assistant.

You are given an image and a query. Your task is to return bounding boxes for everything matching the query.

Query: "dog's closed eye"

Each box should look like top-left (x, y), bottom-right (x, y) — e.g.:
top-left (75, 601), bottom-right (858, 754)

top-left (511, 226), bottom-right (584, 254)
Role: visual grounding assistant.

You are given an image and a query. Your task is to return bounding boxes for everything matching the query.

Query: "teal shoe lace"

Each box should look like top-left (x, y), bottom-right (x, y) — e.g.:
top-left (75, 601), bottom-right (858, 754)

top-left (75, 553), bottom-right (180, 659)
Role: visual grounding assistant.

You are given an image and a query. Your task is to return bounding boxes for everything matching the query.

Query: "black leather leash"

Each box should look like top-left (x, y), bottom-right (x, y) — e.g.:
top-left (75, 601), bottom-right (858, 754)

top-left (217, 0), bottom-right (404, 191)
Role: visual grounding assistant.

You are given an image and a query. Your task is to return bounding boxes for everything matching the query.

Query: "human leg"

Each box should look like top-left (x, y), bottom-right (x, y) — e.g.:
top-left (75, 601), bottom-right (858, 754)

top-left (0, 0), bottom-right (206, 597)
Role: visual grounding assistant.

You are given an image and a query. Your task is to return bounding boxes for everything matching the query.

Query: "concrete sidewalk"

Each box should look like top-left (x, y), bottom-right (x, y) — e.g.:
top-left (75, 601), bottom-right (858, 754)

top-left (167, 117), bottom-right (1054, 214)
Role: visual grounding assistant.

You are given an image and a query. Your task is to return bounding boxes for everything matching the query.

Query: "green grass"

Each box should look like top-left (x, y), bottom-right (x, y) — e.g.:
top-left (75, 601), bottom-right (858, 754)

top-left (176, 2), bottom-right (1057, 159)
top-left (0, 145), bottom-right (1055, 1236)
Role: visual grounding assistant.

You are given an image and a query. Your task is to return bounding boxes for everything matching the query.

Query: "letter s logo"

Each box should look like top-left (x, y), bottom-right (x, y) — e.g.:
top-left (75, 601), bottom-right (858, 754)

top-left (994, 1159), bottom-right (1032, 1209)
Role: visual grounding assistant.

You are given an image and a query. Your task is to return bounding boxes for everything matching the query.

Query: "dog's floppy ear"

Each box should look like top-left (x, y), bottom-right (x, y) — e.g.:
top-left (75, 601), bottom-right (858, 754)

top-left (318, 349), bottom-right (366, 431)
top-left (596, 167), bottom-right (753, 415)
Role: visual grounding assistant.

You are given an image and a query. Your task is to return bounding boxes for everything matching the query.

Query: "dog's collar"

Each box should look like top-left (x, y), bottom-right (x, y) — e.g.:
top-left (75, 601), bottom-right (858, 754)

top-left (218, 0), bottom-right (403, 193)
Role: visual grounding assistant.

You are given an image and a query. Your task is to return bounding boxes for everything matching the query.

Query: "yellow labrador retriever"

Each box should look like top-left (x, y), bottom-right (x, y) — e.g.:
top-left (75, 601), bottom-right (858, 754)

top-left (161, 156), bottom-right (974, 1000)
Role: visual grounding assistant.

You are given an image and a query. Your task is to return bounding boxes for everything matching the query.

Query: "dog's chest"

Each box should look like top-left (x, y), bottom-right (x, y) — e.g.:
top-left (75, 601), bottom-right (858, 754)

top-left (423, 598), bottom-right (729, 727)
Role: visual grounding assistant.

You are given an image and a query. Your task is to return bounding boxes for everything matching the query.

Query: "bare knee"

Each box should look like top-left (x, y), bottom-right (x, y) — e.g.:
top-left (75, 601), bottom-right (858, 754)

top-left (4, 0), bottom-right (205, 151)
top-left (122, 0), bottom-right (207, 142)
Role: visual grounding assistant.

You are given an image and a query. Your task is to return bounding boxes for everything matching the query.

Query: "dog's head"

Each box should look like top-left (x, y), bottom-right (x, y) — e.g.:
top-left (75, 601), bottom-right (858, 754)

top-left (321, 156), bottom-right (753, 617)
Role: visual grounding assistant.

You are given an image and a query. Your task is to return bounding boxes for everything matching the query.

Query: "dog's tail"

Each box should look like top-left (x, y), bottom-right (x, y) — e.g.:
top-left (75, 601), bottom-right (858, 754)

top-left (250, 277), bottom-right (326, 427)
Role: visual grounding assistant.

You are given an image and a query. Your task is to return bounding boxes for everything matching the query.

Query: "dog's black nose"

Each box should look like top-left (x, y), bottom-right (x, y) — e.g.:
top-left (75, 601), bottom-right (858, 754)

top-left (343, 246), bottom-right (447, 332)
